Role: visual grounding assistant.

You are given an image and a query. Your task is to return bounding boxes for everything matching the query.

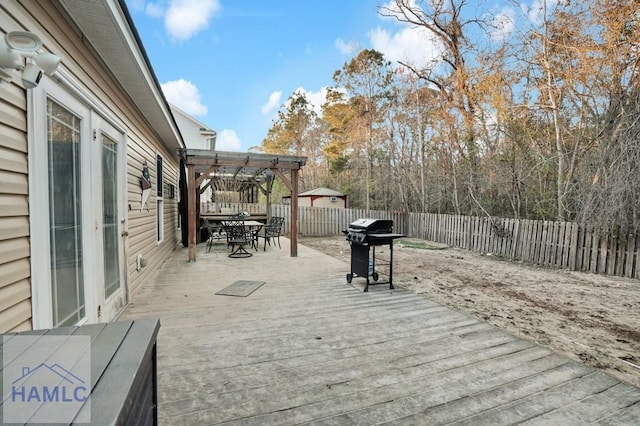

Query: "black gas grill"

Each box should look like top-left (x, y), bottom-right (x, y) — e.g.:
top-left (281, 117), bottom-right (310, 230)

top-left (344, 218), bottom-right (404, 292)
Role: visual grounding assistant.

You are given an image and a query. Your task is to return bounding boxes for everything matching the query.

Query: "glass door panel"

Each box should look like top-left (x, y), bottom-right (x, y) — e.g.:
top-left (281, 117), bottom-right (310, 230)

top-left (101, 134), bottom-right (121, 299)
top-left (47, 99), bottom-right (85, 327)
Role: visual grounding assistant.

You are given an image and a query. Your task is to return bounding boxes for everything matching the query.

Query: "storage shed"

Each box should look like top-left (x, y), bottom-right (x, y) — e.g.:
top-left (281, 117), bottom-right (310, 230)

top-left (283, 187), bottom-right (347, 209)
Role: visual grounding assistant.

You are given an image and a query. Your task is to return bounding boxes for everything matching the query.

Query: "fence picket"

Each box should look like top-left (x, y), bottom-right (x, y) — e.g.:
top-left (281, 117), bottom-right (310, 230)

top-left (539, 221), bottom-right (547, 265)
top-left (583, 226), bottom-right (593, 272)
top-left (510, 219), bottom-right (519, 259)
top-left (568, 223), bottom-right (578, 270)
top-left (536, 221), bottom-right (544, 265)
top-left (521, 220), bottom-right (531, 261)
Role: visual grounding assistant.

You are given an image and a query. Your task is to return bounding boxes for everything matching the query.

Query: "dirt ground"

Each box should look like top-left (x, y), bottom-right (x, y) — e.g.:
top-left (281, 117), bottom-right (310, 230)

top-left (299, 235), bottom-right (640, 388)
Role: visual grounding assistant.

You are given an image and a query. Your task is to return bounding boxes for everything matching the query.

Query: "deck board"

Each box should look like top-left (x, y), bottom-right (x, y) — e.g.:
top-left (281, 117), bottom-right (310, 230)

top-left (122, 240), bottom-right (640, 425)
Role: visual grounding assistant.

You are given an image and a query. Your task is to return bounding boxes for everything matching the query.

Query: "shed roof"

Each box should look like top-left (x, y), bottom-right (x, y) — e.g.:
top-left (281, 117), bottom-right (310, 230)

top-left (284, 187), bottom-right (345, 197)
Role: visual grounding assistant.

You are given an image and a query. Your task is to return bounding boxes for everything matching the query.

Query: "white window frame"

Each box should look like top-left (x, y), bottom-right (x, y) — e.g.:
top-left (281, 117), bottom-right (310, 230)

top-left (156, 153), bottom-right (164, 243)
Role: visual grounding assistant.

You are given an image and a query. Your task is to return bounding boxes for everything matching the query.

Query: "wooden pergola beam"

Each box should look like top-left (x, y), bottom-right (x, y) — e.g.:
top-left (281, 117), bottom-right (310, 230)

top-left (195, 165), bottom-right (218, 187)
top-left (271, 168), bottom-right (292, 192)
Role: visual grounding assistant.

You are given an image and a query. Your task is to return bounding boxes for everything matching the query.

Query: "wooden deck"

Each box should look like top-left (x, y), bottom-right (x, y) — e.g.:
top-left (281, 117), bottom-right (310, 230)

top-left (122, 239), bottom-right (640, 425)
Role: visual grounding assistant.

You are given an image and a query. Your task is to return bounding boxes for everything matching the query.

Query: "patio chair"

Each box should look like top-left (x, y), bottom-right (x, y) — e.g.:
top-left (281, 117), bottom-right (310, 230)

top-left (257, 216), bottom-right (285, 251)
top-left (204, 219), bottom-right (224, 253)
top-left (223, 215), bottom-right (252, 258)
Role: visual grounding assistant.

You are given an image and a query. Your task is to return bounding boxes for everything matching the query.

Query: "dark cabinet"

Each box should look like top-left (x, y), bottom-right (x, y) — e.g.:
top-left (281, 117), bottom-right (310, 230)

top-left (1, 318), bottom-right (160, 425)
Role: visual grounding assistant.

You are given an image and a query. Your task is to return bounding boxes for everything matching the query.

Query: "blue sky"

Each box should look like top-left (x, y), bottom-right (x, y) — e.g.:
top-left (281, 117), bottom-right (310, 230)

top-left (125, 0), bottom-right (551, 151)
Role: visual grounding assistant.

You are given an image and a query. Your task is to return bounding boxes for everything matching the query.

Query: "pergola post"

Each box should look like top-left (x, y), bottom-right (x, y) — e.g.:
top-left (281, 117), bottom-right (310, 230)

top-left (187, 163), bottom-right (197, 262)
top-left (290, 169), bottom-right (299, 257)
top-left (265, 176), bottom-right (273, 222)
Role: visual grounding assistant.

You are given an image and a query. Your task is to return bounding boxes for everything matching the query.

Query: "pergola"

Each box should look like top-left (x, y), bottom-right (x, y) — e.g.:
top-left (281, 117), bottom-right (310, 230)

top-left (181, 149), bottom-right (308, 262)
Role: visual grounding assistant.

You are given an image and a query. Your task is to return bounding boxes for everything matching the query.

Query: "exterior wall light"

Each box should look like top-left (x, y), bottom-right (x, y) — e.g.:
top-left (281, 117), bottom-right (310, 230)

top-left (0, 31), bottom-right (61, 88)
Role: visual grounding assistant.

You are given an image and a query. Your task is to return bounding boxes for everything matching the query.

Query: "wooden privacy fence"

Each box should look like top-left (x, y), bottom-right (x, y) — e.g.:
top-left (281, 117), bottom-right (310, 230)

top-left (406, 213), bottom-right (639, 279)
top-left (200, 202), bottom-right (639, 279)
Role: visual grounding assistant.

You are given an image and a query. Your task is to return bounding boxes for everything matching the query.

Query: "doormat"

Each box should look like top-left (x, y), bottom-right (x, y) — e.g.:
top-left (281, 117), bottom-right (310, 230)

top-left (215, 280), bottom-right (266, 297)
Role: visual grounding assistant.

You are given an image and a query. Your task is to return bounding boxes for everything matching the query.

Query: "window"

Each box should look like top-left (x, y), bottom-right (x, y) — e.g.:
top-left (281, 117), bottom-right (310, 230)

top-left (156, 154), bottom-right (164, 242)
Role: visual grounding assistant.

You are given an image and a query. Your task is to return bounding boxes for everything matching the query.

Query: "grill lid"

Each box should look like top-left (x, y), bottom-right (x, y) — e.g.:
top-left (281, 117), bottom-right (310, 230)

top-left (347, 218), bottom-right (393, 233)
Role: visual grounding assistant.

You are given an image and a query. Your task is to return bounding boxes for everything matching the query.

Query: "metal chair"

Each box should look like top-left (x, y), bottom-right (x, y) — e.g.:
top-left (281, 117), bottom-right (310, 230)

top-left (257, 216), bottom-right (285, 251)
top-left (223, 215), bottom-right (252, 258)
top-left (204, 219), bottom-right (224, 253)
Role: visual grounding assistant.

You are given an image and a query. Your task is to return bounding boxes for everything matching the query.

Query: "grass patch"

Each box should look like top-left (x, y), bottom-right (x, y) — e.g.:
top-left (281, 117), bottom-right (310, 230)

top-left (396, 240), bottom-right (447, 250)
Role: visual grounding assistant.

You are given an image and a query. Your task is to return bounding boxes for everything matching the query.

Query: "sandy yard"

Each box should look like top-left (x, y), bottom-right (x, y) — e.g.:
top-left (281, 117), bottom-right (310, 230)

top-left (299, 235), bottom-right (640, 388)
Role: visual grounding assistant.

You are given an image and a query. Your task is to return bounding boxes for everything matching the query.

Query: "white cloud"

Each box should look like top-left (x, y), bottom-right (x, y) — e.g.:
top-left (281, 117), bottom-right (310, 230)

top-left (293, 87), bottom-right (329, 116)
top-left (165, 0), bottom-right (221, 40)
top-left (129, 0), bottom-right (146, 11)
top-left (145, 2), bottom-right (164, 18)
top-left (378, 0), bottom-right (420, 21)
top-left (138, 0), bottom-right (221, 40)
top-left (489, 7), bottom-right (516, 42)
top-left (523, 0), bottom-right (560, 27)
top-left (161, 79), bottom-right (208, 116)
top-left (216, 129), bottom-right (241, 151)
top-left (261, 91), bottom-right (282, 115)
top-left (368, 26), bottom-right (443, 69)
top-left (335, 38), bottom-right (357, 55)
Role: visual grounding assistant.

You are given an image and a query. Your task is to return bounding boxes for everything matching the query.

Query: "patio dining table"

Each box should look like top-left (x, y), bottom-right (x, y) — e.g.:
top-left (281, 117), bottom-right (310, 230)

top-left (221, 219), bottom-right (265, 229)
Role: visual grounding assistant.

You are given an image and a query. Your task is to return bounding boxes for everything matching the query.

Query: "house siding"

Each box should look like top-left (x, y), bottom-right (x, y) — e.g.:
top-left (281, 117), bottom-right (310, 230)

top-left (125, 135), bottom-right (179, 295)
top-left (0, 1), bottom-right (180, 330)
top-left (172, 108), bottom-right (211, 150)
top-left (0, 5), bottom-right (31, 331)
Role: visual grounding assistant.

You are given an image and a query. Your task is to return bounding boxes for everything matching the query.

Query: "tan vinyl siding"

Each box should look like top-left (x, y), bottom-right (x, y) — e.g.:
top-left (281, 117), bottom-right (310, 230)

top-left (125, 135), bottom-right (179, 296)
top-left (0, 217), bottom-right (29, 241)
top-left (0, 7), bottom-right (31, 333)
top-left (0, 1), bottom-right (181, 330)
top-left (0, 299), bottom-right (32, 332)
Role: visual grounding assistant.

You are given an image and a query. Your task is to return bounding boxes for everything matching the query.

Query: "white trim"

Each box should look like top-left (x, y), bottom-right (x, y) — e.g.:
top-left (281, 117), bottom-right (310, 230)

top-left (27, 82), bottom-right (46, 329)
top-left (94, 115), bottom-right (128, 320)
top-left (156, 152), bottom-right (165, 244)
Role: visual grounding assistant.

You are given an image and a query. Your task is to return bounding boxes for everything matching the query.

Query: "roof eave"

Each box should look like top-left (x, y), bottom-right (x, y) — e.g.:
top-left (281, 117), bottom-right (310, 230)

top-left (57, 0), bottom-right (184, 157)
